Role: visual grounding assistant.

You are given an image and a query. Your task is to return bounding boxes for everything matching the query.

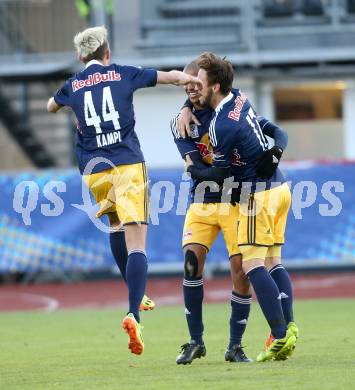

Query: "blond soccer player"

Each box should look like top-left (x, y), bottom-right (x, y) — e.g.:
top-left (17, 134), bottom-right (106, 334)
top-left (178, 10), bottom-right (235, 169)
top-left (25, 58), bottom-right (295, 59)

top-left (47, 26), bottom-right (201, 356)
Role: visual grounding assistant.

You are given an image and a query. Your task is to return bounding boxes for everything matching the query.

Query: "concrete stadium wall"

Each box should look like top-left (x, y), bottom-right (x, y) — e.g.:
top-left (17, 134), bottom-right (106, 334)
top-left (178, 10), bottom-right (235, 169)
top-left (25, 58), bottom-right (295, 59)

top-left (281, 120), bottom-right (343, 160)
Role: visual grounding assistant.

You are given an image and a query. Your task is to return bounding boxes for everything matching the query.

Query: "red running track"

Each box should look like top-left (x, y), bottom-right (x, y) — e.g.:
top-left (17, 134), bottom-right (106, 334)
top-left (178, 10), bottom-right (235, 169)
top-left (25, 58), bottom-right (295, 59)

top-left (0, 272), bottom-right (355, 313)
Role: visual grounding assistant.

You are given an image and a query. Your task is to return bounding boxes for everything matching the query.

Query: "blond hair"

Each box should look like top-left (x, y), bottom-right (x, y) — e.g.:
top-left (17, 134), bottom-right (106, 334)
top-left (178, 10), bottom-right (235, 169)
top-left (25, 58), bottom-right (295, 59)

top-left (73, 26), bottom-right (108, 62)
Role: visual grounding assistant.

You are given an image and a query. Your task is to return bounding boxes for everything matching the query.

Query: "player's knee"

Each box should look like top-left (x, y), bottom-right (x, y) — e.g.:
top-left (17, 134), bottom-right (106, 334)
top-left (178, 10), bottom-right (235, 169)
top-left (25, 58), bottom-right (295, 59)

top-left (265, 256), bottom-right (281, 271)
top-left (108, 212), bottom-right (121, 229)
top-left (233, 268), bottom-right (250, 295)
top-left (124, 223), bottom-right (147, 252)
top-left (242, 258), bottom-right (264, 274)
top-left (184, 250), bottom-right (201, 278)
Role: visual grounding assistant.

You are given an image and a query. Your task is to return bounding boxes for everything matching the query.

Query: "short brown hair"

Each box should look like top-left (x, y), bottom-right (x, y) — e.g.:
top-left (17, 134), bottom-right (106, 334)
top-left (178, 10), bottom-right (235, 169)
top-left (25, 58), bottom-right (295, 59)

top-left (197, 52), bottom-right (234, 95)
top-left (183, 60), bottom-right (199, 75)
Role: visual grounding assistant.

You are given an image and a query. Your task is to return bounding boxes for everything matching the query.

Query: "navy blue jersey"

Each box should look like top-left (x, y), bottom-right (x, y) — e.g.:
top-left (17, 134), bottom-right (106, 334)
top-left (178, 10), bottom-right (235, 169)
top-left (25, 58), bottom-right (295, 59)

top-left (171, 107), bottom-right (213, 164)
top-left (54, 60), bottom-right (157, 174)
top-left (171, 107), bottom-right (225, 203)
top-left (209, 90), bottom-right (285, 189)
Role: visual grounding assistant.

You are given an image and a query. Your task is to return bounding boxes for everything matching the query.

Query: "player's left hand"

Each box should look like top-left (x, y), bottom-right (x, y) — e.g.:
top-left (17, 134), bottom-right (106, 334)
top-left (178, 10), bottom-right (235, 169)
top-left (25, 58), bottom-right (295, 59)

top-left (184, 154), bottom-right (194, 171)
top-left (256, 146), bottom-right (283, 179)
top-left (176, 74), bottom-right (202, 89)
top-left (177, 107), bottom-right (201, 138)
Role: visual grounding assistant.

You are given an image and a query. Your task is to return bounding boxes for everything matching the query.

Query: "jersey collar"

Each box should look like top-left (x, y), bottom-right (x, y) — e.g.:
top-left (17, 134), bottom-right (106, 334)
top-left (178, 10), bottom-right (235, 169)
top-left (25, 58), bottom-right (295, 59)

top-left (214, 92), bottom-right (234, 113)
top-left (85, 59), bottom-right (104, 69)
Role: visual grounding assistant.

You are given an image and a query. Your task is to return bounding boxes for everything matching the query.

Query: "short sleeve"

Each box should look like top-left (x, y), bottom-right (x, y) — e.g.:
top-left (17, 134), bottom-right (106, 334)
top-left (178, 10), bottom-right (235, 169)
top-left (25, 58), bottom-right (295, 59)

top-left (209, 120), bottom-right (235, 168)
top-left (170, 115), bottom-right (199, 158)
top-left (123, 65), bottom-right (157, 91)
top-left (53, 80), bottom-right (72, 107)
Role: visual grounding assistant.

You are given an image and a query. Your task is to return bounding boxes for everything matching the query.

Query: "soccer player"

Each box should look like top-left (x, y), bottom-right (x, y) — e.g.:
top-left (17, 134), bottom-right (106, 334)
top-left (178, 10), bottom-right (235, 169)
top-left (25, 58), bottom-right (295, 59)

top-left (183, 53), bottom-right (298, 362)
top-left (172, 60), bottom-right (290, 364)
top-left (47, 26), bottom-right (202, 356)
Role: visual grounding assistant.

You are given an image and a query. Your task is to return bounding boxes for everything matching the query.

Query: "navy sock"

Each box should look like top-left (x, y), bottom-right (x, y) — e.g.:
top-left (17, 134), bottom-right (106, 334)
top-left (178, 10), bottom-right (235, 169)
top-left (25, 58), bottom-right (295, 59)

top-left (229, 292), bottom-right (252, 349)
top-left (109, 230), bottom-right (128, 282)
top-left (269, 264), bottom-right (294, 324)
top-left (183, 277), bottom-right (204, 344)
top-left (247, 266), bottom-right (287, 339)
top-left (126, 250), bottom-right (148, 323)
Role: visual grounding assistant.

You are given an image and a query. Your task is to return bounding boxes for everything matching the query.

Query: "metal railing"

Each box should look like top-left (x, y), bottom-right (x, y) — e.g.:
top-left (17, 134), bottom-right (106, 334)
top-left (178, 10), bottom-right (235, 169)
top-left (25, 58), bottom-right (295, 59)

top-left (1, 0), bottom-right (355, 75)
top-left (0, 0), bottom-right (88, 56)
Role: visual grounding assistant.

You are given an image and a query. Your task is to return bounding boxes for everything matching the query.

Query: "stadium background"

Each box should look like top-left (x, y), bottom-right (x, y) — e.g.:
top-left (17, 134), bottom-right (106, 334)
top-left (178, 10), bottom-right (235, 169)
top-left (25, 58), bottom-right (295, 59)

top-left (0, 0), bottom-right (355, 389)
top-left (1, 0), bottom-right (355, 279)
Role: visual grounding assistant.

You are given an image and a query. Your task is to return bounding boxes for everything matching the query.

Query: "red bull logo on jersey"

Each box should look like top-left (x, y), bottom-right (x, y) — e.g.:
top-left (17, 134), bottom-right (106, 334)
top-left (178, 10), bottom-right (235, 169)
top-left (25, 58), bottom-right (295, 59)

top-left (183, 229), bottom-right (193, 239)
top-left (72, 71), bottom-right (121, 92)
top-left (228, 94), bottom-right (246, 122)
top-left (196, 142), bottom-right (211, 159)
top-left (195, 143), bottom-right (213, 165)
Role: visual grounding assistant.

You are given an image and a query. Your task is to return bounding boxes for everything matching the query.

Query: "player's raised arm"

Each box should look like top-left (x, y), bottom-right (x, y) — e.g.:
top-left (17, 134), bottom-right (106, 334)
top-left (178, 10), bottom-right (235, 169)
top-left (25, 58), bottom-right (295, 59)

top-left (47, 79), bottom-right (72, 114)
top-left (176, 105), bottom-right (201, 139)
top-left (157, 70), bottom-right (202, 87)
top-left (171, 113), bottom-right (209, 170)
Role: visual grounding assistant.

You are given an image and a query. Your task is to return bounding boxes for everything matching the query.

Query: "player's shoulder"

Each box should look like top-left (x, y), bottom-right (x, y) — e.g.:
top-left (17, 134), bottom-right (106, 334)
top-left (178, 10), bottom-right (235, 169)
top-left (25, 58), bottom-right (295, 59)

top-left (119, 64), bottom-right (143, 75)
top-left (209, 109), bottom-right (231, 146)
top-left (193, 107), bottom-right (213, 124)
top-left (170, 114), bottom-right (181, 139)
top-left (59, 73), bottom-right (78, 94)
top-left (117, 64), bottom-right (155, 84)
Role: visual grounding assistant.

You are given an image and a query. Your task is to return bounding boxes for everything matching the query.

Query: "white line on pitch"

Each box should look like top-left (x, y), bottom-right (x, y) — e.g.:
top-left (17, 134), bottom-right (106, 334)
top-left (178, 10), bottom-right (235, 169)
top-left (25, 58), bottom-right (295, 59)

top-left (21, 293), bottom-right (59, 312)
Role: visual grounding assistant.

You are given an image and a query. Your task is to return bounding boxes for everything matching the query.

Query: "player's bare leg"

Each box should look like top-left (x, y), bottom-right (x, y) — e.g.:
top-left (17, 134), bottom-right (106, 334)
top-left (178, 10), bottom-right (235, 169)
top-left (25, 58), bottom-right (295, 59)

top-left (225, 254), bottom-right (253, 362)
top-left (230, 255), bottom-right (251, 296)
top-left (176, 244), bottom-right (207, 364)
top-left (183, 244), bottom-right (206, 277)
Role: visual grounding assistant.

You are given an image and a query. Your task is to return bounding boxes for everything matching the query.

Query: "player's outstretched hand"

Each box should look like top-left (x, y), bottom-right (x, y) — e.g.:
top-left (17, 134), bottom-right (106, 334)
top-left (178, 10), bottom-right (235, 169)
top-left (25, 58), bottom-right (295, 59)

top-left (184, 154), bottom-right (194, 170)
top-left (177, 107), bottom-right (201, 138)
top-left (175, 73), bottom-right (202, 88)
top-left (256, 146), bottom-right (283, 179)
top-left (157, 71), bottom-right (202, 89)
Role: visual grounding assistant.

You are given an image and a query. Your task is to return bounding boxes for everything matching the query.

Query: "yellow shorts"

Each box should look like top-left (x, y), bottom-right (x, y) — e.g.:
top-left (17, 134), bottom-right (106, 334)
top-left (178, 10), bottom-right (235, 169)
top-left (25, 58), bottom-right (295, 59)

top-left (83, 162), bottom-right (149, 225)
top-left (238, 183), bottom-right (291, 261)
top-left (182, 202), bottom-right (240, 258)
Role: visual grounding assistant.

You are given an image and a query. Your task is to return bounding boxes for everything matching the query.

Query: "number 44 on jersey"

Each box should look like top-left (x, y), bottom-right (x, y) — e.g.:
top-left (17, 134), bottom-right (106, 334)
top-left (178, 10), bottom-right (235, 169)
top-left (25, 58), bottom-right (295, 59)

top-left (84, 86), bottom-right (122, 147)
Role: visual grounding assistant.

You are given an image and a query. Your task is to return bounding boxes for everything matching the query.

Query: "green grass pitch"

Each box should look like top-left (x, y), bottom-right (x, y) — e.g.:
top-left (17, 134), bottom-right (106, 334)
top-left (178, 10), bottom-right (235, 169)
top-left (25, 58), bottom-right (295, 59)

top-left (1, 299), bottom-right (355, 389)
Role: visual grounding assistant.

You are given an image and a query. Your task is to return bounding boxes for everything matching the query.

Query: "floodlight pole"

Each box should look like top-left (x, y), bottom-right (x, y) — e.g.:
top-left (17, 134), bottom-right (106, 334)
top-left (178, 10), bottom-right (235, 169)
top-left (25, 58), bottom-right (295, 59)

top-left (91, 0), bottom-right (106, 26)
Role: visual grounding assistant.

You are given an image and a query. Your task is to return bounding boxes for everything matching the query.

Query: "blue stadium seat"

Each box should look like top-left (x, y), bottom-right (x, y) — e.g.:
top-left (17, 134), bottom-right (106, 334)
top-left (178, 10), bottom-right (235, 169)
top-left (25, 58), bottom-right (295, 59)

top-left (348, 0), bottom-right (355, 13)
top-left (263, 0), bottom-right (297, 17)
top-left (263, 0), bottom-right (325, 18)
top-left (301, 0), bottom-right (324, 16)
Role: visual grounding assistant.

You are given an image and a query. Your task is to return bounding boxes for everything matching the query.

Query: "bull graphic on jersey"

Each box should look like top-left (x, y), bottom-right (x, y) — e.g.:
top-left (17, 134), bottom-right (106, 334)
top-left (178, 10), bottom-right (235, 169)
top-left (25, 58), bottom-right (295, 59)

top-left (195, 133), bottom-right (213, 165)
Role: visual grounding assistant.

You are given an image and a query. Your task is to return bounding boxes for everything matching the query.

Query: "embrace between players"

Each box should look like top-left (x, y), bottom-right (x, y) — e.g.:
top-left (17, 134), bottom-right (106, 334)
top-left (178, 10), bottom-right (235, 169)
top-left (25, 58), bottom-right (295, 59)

top-left (48, 26), bottom-right (298, 364)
